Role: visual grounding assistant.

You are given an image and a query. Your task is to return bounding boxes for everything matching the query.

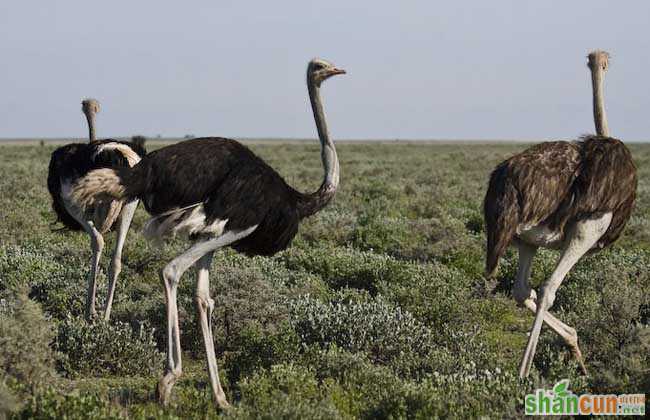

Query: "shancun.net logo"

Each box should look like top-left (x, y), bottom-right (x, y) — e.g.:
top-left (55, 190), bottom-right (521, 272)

top-left (524, 379), bottom-right (645, 416)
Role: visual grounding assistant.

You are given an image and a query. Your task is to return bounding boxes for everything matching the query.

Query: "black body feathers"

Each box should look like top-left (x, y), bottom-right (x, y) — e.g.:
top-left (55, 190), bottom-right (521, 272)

top-left (122, 138), bottom-right (306, 256)
top-left (47, 140), bottom-right (146, 230)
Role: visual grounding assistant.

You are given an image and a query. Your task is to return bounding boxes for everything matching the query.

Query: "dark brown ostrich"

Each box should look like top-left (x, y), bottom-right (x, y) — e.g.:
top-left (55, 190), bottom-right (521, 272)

top-left (47, 99), bottom-right (146, 321)
top-left (483, 50), bottom-right (637, 378)
top-left (69, 58), bottom-right (346, 408)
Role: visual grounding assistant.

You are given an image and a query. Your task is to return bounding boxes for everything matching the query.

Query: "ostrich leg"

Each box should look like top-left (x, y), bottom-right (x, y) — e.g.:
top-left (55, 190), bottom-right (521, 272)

top-left (519, 213), bottom-right (612, 378)
top-left (63, 201), bottom-right (104, 321)
top-left (513, 242), bottom-right (587, 374)
top-left (104, 199), bottom-right (139, 321)
top-left (157, 225), bottom-right (257, 407)
top-left (85, 224), bottom-right (104, 321)
top-left (195, 251), bottom-right (229, 407)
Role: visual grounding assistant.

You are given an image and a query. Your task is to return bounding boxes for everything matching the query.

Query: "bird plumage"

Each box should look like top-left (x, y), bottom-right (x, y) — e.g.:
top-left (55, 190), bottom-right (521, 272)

top-left (46, 97), bottom-right (147, 322)
top-left (484, 135), bottom-right (636, 277)
top-left (72, 137), bottom-right (331, 256)
top-left (483, 49), bottom-right (637, 379)
top-left (127, 137), bottom-right (303, 255)
top-left (47, 139), bottom-right (146, 232)
top-left (69, 58), bottom-right (346, 408)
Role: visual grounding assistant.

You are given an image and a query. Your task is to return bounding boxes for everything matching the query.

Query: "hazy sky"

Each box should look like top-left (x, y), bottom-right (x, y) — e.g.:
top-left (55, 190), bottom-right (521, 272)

top-left (1, 1), bottom-right (649, 140)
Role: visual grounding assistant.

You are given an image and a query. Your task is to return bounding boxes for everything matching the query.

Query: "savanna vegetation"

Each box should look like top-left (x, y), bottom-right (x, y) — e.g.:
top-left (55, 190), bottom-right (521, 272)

top-left (1, 140), bottom-right (648, 419)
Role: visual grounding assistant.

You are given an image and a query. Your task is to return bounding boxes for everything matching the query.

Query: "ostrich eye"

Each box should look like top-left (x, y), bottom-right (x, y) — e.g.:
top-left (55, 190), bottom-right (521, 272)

top-left (314, 64), bottom-right (323, 70)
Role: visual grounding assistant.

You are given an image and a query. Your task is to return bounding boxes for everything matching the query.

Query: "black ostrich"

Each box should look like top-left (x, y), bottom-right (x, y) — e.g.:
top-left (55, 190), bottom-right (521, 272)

top-left (47, 99), bottom-right (146, 321)
top-left (70, 58), bottom-right (346, 408)
top-left (483, 51), bottom-right (637, 378)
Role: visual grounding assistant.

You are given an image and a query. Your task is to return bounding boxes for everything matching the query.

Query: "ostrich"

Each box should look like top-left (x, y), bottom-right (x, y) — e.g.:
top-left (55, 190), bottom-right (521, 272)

top-left (483, 50), bottom-right (637, 378)
top-left (47, 99), bottom-right (146, 321)
top-left (69, 58), bottom-right (346, 407)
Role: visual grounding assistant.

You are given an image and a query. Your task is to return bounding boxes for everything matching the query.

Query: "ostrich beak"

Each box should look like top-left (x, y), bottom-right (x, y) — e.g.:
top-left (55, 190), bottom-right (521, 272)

top-left (330, 67), bottom-right (346, 76)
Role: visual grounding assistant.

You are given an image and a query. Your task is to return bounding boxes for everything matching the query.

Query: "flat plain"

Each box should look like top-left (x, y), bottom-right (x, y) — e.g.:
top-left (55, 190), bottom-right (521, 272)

top-left (1, 140), bottom-right (648, 418)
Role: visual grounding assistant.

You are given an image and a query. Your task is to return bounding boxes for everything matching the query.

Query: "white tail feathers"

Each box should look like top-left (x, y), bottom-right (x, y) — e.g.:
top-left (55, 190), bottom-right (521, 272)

top-left (92, 143), bottom-right (142, 167)
top-left (142, 203), bottom-right (228, 241)
top-left (96, 200), bottom-right (125, 234)
top-left (70, 168), bottom-right (126, 210)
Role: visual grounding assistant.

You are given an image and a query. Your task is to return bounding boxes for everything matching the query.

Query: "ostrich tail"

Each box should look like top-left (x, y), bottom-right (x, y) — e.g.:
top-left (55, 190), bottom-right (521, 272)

top-left (69, 168), bottom-right (128, 210)
top-left (484, 172), bottom-right (519, 279)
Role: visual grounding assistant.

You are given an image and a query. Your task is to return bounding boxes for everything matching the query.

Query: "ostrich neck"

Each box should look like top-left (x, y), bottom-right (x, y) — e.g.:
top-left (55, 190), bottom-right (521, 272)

top-left (296, 80), bottom-right (340, 219)
top-left (591, 68), bottom-right (609, 137)
top-left (85, 113), bottom-right (96, 142)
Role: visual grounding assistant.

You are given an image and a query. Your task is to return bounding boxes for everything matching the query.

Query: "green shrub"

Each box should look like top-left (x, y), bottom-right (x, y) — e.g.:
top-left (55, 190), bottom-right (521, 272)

top-left (224, 323), bottom-right (301, 390)
top-left (351, 214), bottom-right (429, 259)
top-left (281, 246), bottom-right (486, 357)
top-left (279, 248), bottom-right (470, 330)
top-left (288, 294), bottom-right (439, 375)
top-left (0, 245), bottom-right (76, 294)
top-left (300, 346), bottom-right (409, 418)
top-left (0, 379), bottom-right (19, 419)
top-left (0, 245), bottom-right (89, 319)
top-left (398, 370), bottom-right (526, 419)
top-left (229, 363), bottom-right (341, 419)
top-left (0, 291), bottom-right (57, 394)
top-left (55, 316), bottom-right (162, 377)
top-left (279, 247), bottom-right (395, 293)
top-left (110, 283), bottom-right (168, 350)
top-left (289, 346), bottom-right (526, 419)
top-left (297, 208), bottom-right (357, 248)
top-left (19, 389), bottom-right (124, 420)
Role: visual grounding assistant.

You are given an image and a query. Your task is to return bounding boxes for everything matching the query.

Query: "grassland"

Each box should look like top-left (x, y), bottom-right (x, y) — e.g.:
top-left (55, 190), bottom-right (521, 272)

top-left (1, 140), bottom-right (649, 419)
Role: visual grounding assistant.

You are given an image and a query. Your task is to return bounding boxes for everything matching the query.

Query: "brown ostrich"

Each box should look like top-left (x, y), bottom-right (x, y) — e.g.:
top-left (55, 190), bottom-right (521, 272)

top-left (483, 50), bottom-right (637, 378)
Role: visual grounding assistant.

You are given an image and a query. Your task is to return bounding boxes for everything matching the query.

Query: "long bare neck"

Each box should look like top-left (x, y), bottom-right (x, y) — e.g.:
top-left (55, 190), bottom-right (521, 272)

top-left (85, 112), bottom-right (96, 142)
top-left (590, 65), bottom-right (609, 137)
top-left (296, 78), bottom-right (340, 218)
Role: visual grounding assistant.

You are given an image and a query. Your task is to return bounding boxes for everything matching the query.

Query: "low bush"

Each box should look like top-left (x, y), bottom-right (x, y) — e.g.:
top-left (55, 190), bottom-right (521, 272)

top-left (0, 379), bottom-right (19, 419)
top-left (279, 248), bottom-right (470, 329)
top-left (19, 389), bottom-right (124, 420)
top-left (289, 295), bottom-right (433, 359)
top-left (229, 347), bottom-right (528, 419)
top-left (223, 323), bottom-right (301, 390)
top-left (0, 245), bottom-right (89, 319)
top-left (229, 363), bottom-right (340, 420)
top-left (55, 316), bottom-right (162, 377)
top-left (0, 291), bottom-right (57, 394)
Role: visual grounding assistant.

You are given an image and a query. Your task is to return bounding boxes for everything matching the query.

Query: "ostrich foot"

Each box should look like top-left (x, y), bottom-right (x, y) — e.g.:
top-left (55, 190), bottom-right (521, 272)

top-left (157, 371), bottom-right (180, 406)
top-left (84, 309), bottom-right (99, 323)
top-left (214, 394), bottom-right (230, 410)
top-left (571, 345), bottom-right (588, 376)
top-left (523, 295), bottom-right (588, 376)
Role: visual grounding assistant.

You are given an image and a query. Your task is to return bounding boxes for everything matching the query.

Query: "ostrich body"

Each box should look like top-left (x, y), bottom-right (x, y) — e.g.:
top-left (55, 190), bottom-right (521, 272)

top-left (483, 50), bottom-right (636, 378)
top-left (47, 99), bottom-right (146, 321)
top-left (70, 59), bottom-right (346, 407)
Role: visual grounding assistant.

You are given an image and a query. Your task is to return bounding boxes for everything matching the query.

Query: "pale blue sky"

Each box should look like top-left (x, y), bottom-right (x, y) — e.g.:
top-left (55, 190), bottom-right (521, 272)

top-left (1, 1), bottom-right (649, 140)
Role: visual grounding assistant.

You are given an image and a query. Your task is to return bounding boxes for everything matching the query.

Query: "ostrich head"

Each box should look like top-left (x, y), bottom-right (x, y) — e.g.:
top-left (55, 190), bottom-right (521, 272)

top-left (587, 50), bottom-right (610, 137)
top-left (587, 50), bottom-right (609, 73)
top-left (82, 98), bottom-right (100, 116)
top-left (307, 58), bottom-right (346, 87)
top-left (82, 98), bottom-right (101, 141)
